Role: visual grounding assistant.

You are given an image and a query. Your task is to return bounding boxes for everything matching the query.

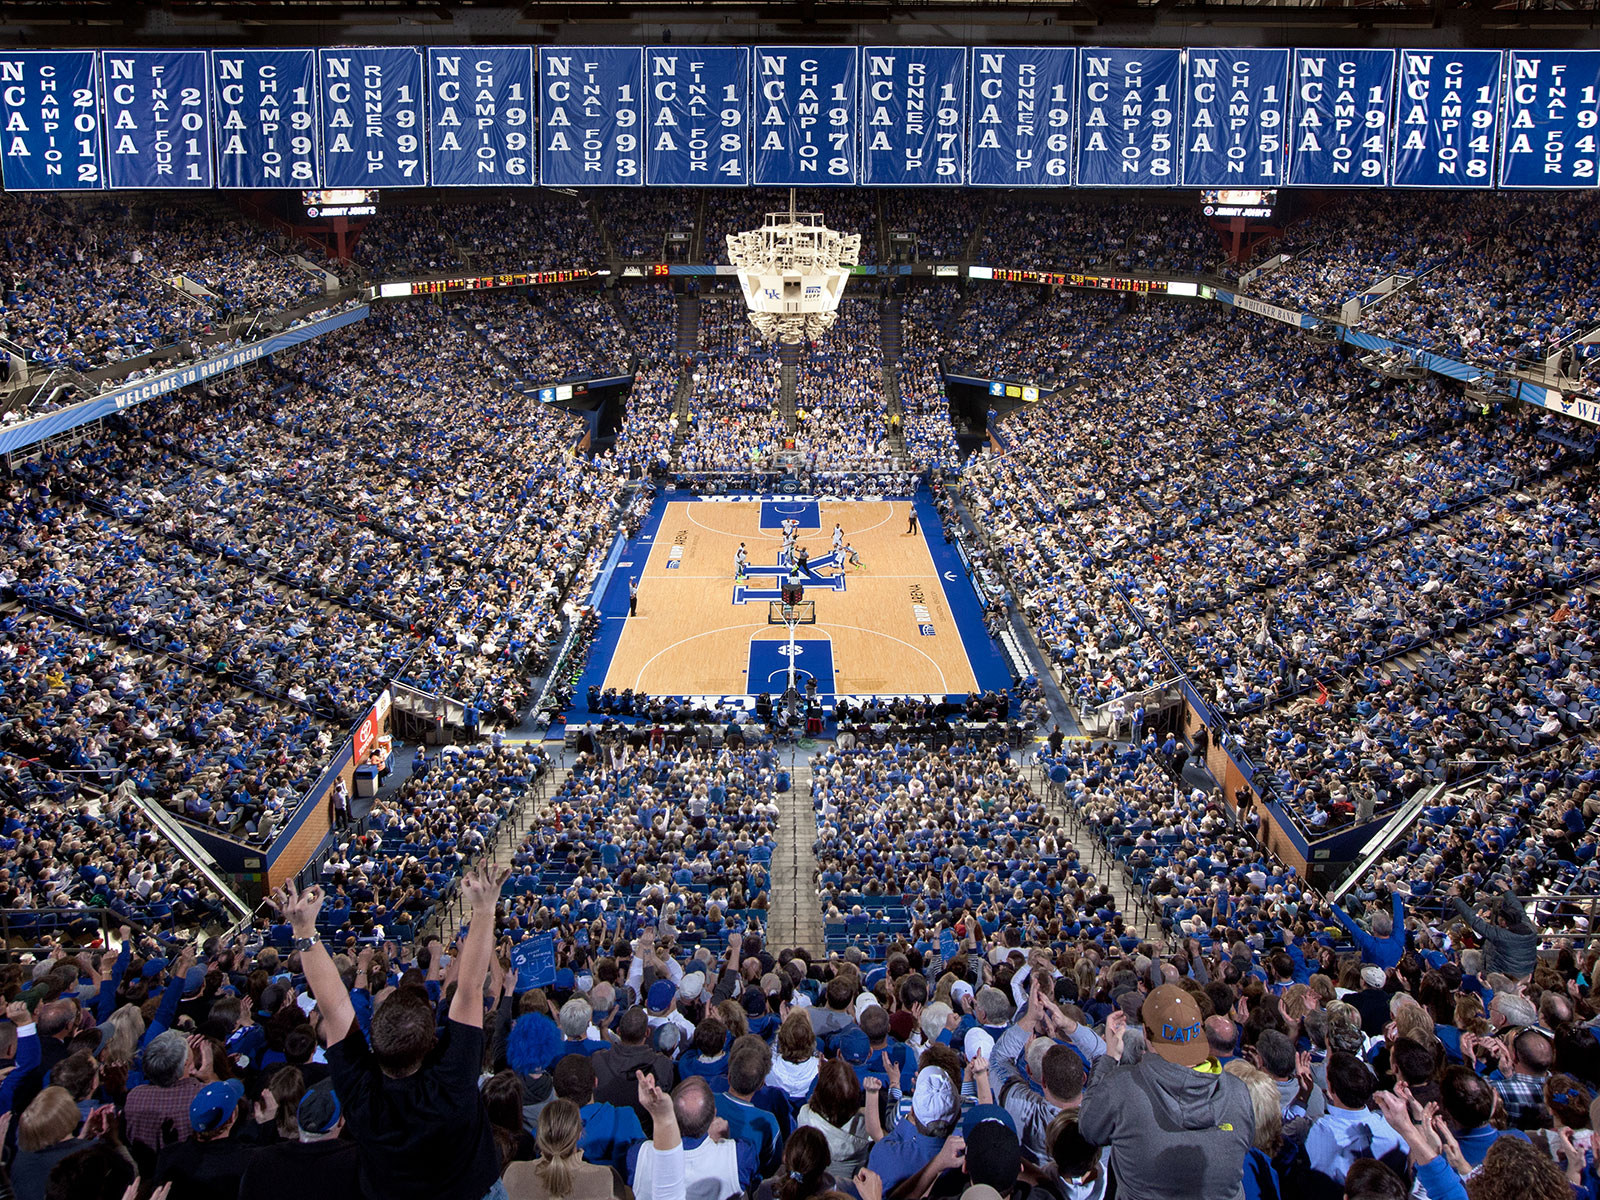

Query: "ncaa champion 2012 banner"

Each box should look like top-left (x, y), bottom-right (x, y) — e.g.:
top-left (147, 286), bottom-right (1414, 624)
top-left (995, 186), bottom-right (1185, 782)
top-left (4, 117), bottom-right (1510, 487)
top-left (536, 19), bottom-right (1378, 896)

top-left (0, 51), bottom-right (106, 191)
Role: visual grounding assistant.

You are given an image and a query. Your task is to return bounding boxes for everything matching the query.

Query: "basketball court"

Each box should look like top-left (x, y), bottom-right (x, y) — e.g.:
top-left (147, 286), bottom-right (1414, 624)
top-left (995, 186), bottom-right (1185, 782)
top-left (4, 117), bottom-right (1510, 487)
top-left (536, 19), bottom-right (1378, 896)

top-left (575, 488), bottom-right (1011, 705)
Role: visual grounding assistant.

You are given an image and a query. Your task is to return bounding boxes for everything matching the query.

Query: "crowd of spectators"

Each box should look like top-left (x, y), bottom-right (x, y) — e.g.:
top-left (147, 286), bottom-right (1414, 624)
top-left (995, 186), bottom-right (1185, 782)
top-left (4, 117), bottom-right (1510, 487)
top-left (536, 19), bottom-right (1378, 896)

top-left (977, 194), bottom-right (1215, 275)
top-left (356, 193), bottom-right (606, 277)
top-left (880, 193), bottom-right (977, 261)
top-left (676, 301), bottom-right (786, 473)
top-left (793, 299), bottom-right (891, 473)
top-left (608, 287), bottom-right (683, 478)
top-left (458, 291), bottom-right (630, 385)
top-left (0, 195), bottom-right (324, 372)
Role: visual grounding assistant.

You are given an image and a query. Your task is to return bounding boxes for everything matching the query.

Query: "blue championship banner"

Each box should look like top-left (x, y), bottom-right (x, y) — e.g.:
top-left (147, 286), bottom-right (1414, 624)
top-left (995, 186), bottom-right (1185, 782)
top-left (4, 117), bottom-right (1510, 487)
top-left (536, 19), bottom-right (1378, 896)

top-left (426, 47), bottom-right (534, 187)
top-left (967, 47), bottom-right (1076, 186)
top-left (861, 46), bottom-right (967, 185)
top-left (319, 47), bottom-right (427, 187)
top-left (754, 46), bottom-right (859, 185)
top-left (1075, 48), bottom-right (1181, 187)
top-left (0, 51), bottom-right (105, 191)
top-left (645, 46), bottom-right (751, 186)
top-left (1289, 49), bottom-right (1397, 186)
top-left (211, 49), bottom-right (319, 189)
top-left (1392, 50), bottom-right (1503, 189)
top-left (1181, 48), bottom-right (1289, 188)
top-left (1501, 50), bottom-right (1600, 189)
top-left (539, 47), bottom-right (644, 186)
top-left (102, 50), bottom-right (213, 189)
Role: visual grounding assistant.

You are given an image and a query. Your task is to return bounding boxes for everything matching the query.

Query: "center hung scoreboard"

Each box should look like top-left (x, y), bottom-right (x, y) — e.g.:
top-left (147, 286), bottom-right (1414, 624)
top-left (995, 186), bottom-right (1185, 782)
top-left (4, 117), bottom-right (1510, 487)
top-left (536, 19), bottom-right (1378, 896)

top-left (0, 45), bottom-right (1594, 191)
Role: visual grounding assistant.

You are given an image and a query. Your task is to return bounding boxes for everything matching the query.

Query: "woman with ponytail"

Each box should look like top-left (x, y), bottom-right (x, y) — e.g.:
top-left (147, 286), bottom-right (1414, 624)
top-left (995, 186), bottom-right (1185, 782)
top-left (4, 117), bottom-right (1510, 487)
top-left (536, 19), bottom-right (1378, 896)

top-left (755, 1126), bottom-right (837, 1200)
top-left (504, 1098), bottom-right (623, 1200)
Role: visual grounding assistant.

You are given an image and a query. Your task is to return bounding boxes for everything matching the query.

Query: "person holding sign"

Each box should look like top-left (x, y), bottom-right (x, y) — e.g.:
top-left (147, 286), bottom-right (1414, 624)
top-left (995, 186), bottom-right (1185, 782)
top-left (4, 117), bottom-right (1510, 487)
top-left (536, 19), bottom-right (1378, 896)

top-left (272, 859), bottom-right (513, 1200)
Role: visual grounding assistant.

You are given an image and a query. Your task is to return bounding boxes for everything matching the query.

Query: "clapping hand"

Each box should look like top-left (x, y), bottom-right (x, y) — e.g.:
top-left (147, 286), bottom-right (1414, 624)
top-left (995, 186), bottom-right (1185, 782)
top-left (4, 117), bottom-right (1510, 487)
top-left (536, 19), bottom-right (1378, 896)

top-left (459, 860), bottom-right (511, 911)
top-left (1104, 1010), bottom-right (1127, 1062)
top-left (854, 1169), bottom-right (884, 1200)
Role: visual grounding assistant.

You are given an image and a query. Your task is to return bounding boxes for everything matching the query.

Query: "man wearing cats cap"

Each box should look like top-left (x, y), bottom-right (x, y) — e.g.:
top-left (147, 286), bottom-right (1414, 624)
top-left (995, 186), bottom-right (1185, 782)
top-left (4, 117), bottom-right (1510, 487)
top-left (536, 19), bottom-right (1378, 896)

top-left (1078, 985), bottom-right (1254, 1200)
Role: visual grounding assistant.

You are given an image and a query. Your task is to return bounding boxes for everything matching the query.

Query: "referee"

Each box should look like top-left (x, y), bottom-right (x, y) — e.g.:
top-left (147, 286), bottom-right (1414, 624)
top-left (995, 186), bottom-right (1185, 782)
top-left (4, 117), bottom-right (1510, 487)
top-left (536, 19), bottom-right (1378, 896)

top-left (628, 576), bottom-right (638, 617)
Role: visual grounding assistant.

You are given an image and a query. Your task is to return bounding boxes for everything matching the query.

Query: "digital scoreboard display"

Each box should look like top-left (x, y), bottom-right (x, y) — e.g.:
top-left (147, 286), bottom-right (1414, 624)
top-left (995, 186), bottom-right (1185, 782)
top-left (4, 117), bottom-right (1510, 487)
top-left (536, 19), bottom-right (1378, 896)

top-left (303, 188), bottom-right (378, 218)
top-left (375, 269), bottom-right (606, 298)
top-left (1200, 189), bottom-right (1276, 219)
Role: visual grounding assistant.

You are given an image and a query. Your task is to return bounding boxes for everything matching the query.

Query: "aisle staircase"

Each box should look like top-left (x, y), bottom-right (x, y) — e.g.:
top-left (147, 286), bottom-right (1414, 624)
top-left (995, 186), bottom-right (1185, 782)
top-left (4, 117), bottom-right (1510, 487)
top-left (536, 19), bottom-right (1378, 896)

top-left (765, 755), bottom-right (823, 954)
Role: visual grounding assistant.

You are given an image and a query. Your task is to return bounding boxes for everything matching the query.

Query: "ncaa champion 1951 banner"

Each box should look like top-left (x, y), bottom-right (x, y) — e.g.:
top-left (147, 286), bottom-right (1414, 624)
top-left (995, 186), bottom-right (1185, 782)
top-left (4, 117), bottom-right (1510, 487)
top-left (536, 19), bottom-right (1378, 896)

top-left (101, 50), bottom-right (213, 189)
top-left (645, 47), bottom-right (751, 187)
top-left (860, 47), bottom-right (967, 186)
top-left (754, 46), bottom-right (859, 186)
top-left (538, 47), bottom-right (644, 186)
top-left (211, 49), bottom-right (320, 189)
top-left (966, 47), bottom-right (1075, 187)
top-left (1074, 48), bottom-right (1181, 187)
top-left (1181, 48), bottom-right (1289, 189)
top-left (0, 50), bottom-right (105, 191)
top-left (426, 47), bottom-right (535, 187)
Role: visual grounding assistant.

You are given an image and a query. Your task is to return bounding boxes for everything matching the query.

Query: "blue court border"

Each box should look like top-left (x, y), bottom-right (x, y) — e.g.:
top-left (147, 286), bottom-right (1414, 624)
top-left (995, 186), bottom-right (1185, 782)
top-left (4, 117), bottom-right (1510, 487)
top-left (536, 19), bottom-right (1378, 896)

top-left (569, 487), bottom-right (1012, 713)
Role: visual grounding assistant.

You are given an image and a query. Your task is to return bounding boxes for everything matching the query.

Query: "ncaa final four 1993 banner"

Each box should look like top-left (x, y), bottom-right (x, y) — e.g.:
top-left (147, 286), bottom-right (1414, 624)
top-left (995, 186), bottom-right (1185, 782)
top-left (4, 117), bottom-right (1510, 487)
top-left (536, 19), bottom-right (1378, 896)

top-left (211, 49), bottom-right (320, 188)
top-left (1180, 48), bottom-right (1289, 189)
top-left (426, 47), bottom-right (535, 187)
top-left (966, 47), bottom-right (1075, 187)
top-left (538, 47), bottom-right (645, 186)
top-left (754, 46), bottom-right (859, 186)
top-left (101, 50), bottom-right (213, 189)
top-left (645, 46), bottom-right (752, 187)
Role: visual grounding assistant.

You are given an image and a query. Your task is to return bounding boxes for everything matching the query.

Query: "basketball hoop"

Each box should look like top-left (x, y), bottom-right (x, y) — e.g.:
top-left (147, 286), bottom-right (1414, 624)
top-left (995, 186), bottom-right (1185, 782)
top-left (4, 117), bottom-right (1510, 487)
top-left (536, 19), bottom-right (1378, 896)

top-left (766, 599), bottom-right (817, 692)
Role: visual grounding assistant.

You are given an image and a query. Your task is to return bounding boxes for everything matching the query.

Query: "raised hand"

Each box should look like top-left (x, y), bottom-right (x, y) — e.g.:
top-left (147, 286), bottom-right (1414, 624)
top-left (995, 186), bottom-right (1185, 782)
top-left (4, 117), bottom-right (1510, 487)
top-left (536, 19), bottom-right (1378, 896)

top-left (460, 859), bottom-right (512, 911)
top-left (270, 880), bottom-right (326, 938)
top-left (854, 1168), bottom-right (884, 1200)
top-left (1104, 1010), bottom-right (1127, 1062)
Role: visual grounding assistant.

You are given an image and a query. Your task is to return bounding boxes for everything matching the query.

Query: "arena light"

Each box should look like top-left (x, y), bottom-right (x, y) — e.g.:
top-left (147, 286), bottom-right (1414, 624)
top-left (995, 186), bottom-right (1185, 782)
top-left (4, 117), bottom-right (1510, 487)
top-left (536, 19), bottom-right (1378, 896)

top-left (727, 190), bottom-right (860, 345)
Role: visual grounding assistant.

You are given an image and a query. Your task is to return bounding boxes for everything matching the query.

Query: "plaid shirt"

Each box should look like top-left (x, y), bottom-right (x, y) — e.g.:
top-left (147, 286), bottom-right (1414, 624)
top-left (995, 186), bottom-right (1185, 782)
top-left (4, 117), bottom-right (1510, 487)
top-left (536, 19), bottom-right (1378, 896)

top-left (1491, 1070), bottom-right (1547, 1125)
top-left (123, 1078), bottom-right (203, 1150)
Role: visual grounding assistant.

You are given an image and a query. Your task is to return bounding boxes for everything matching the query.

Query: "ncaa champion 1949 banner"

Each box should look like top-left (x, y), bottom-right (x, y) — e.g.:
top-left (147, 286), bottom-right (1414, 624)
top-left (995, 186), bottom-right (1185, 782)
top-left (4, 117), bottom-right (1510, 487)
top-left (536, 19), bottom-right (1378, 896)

top-left (966, 48), bottom-right (1075, 187)
top-left (645, 47), bottom-right (752, 187)
top-left (754, 46), bottom-right (859, 186)
top-left (1288, 49), bottom-right (1396, 186)
top-left (426, 47), bottom-right (535, 187)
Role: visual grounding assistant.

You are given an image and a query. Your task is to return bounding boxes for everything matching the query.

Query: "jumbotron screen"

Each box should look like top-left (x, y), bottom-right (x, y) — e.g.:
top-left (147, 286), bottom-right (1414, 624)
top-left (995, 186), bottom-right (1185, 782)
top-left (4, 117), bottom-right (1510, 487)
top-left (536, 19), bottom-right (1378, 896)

top-left (302, 189), bottom-right (379, 219)
top-left (1201, 189), bottom-right (1276, 219)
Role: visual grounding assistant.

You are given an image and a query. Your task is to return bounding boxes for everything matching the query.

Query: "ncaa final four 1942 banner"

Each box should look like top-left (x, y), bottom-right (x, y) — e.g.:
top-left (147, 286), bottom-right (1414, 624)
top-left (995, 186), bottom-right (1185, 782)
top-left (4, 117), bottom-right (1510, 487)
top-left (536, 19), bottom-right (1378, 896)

top-left (1500, 50), bottom-right (1600, 189)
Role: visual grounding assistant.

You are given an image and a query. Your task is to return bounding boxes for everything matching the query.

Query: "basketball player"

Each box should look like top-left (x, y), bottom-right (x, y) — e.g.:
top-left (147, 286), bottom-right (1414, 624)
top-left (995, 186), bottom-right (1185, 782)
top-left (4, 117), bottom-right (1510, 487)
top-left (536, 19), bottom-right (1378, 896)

top-left (845, 543), bottom-right (863, 570)
top-left (735, 542), bottom-right (748, 580)
top-left (832, 523), bottom-right (844, 553)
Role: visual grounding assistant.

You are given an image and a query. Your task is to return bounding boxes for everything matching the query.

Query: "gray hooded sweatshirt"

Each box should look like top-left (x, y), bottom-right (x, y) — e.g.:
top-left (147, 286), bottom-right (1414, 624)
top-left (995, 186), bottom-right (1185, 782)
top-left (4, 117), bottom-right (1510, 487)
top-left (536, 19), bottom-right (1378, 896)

top-left (1077, 1053), bottom-right (1255, 1200)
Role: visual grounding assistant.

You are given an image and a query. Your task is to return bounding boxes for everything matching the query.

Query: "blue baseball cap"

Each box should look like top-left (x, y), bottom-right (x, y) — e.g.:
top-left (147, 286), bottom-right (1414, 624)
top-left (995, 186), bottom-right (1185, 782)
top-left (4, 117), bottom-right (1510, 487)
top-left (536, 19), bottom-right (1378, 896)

top-left (647, 980), bottom-right (677, 1013)
top-left (189, 1079), bottom-right (244, 1134)
top-left (834, 1026), bottom-right (871, 1065)
top-left (140, 958), bottom-right (169, 979)
top-left (553, 967), bottom-right (575, 991)
top-left (960, 1103), bottom-right (1018, 1138)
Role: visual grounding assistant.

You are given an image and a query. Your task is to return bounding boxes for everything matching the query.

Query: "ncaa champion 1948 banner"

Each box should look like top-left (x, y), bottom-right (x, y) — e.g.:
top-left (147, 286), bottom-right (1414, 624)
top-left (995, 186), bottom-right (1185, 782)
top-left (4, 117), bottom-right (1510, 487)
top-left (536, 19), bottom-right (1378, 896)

top-left (1392, 50), bottom-right (1502, 189)
top-left (966, 48), bottom-right (1075, 187)
top-left (754, 46), bottom-right (859, 185)
top-left (645, 46), bottom-right (751, 187)
top-left (426, 47), bottom-right (534, 187)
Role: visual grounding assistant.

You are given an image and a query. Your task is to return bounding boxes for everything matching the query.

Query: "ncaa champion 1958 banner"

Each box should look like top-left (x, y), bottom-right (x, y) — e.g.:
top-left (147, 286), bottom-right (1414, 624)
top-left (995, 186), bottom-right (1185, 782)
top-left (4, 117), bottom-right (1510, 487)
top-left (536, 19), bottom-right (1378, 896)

top-left (645, 47), bottom-right (751, 187)
top-left (426, 47), bottom-right (535, 187)
top-left (966, 47), bottom-right (1075, 187)
top-left (754, 47), bottom-right (859, 185)
top-left (1074, 48), bottom-right (1181, 186)
top-left (1181, 48), bottom-right (1289, 189)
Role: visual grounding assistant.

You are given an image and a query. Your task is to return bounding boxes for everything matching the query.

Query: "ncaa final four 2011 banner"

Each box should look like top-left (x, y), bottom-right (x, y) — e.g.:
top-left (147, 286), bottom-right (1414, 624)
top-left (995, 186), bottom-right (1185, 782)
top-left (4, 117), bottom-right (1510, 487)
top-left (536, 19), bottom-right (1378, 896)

top-left (6, 45), bottom-right (1600, 191)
